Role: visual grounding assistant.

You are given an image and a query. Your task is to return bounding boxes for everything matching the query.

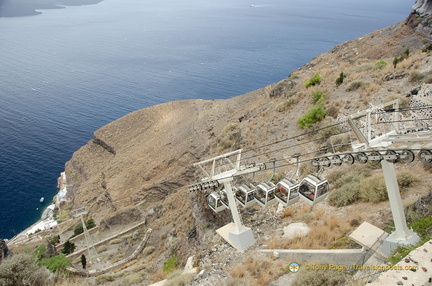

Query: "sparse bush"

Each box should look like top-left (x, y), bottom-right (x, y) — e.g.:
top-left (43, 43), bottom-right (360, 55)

top-left (311, 90), bottom-right (325, 103)
top-left (328, 180), bottom-right (361, 207)
top-left (304, 72), bottom-right (321, 88)
top-left (330, 236), bottom-right (360, 249)
top-left (396, 171), bottom-right (418, 189)
top-left (0, 253), bottom-right (50, 286)
top-left (39, 254), bottom-right (71, 273)
top-left (276, 97), bottom-right (298, 112)
top-left (326, 105), bottom-right (339, 119)
top-left (315, 119), bottom-right (341, 142)
top-left (96, 245), bottom-right (107, 253)
top-left (383, 94), bottom-right (409, 109)
top-left (109, 238), bottom-right (122, 245)
top-left (346, 81), bottom-right (364, 92)
top-left (123, 272), bottom-right (145, 284)
top-left (96, 274), bottom-right (115, 285)
top-left (292, 262), bottom-right (347, 286)
top-left (163, 257), bottom-right (179, 273)
top-left (359, 174), bottom-right (387, 203)
top-left (143, 246), bottom-right (155, 256)
top-left (298, 103), bottom-right (326, 128)
top-left (409, 70), bottom-right (425, 82)
top-left (34, 245), bottom-right (46, 260)
top-left (354, 63), bottom-right (373, 72)
top-left (165, 270), bottom-right (195, 286)
top-left (223, 123), bottom-right (238, 134)
top-left (374, 60), bottom-right (388, 69)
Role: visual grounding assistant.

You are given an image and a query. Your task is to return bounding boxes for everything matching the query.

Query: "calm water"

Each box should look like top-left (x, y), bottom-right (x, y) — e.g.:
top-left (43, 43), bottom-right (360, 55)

top-left (0, 0), bottom-right (413, 239)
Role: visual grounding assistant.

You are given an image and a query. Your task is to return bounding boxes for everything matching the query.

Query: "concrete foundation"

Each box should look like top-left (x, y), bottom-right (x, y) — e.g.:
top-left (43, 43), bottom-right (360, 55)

top-left (381, 231), bottom-right (421, 256)
top-left (216, 223), bottom-right (255, 251)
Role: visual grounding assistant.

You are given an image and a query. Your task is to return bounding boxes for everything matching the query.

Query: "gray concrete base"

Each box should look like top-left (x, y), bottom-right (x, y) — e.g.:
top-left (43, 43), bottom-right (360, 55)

top-left (216, 223), bottom-right (255, 251)
top-left (381, 231), bottom-right (421, 256)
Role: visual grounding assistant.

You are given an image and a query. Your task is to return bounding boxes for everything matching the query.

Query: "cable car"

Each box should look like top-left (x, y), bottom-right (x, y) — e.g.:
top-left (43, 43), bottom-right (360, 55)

top-left (298, 174), bottom-right (329, 206)
top-left (207, 192), bottom-right (227, 213)
top-left (218, 188), bottom-right (230, 208)
top-left (255, 181), bottom-right (277, 208)
top-left (235, 183), bottom-right (257, 208)
top-left (275, 178), bottom-right (300, 207)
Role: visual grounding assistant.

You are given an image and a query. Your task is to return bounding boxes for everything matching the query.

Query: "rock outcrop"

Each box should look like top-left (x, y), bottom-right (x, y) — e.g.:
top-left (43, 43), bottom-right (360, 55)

top-left (406, 0), bottom-right (432, 37)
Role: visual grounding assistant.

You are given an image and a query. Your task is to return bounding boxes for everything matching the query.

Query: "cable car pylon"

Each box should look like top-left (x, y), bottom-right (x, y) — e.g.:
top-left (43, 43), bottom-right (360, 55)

top-left (190, 149), bottom-right (264, 251)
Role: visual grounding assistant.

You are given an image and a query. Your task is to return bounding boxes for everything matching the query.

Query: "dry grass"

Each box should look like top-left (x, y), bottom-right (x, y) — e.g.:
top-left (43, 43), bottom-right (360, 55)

top-left (229, 254), bottom-right (286, 286)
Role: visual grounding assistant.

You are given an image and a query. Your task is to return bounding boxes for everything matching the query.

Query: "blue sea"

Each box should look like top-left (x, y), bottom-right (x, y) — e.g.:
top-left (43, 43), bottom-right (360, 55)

top-left (0, 0), bottom-right (413, 239)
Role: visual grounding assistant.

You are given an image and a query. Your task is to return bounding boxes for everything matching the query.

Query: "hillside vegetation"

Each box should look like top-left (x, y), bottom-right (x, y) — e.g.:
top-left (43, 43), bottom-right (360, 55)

top-left (4, 3), bottom-right (432, 285)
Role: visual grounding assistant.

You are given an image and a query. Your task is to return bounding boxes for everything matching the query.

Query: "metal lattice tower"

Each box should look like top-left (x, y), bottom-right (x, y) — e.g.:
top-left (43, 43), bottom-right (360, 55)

top-left (71, 207), bottom-right (97, 258)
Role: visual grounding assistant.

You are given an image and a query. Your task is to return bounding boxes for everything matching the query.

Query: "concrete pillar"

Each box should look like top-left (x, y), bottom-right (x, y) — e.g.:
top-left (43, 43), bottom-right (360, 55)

top-left (380, 160), bottom-right (420, 255)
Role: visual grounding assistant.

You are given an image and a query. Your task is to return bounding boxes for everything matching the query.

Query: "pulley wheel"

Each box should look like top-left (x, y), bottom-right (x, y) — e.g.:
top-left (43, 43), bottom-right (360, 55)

top-left (369, 151), bottom-right (383, 162)
top-left (384, 150), bottom-right (399, 163)
top-left (342, 153), bottom-right (355, 165)
top-left (400, 149), bottom-right (415, 163)
top-left (355, 152), bottom-right (368, 164)
top-left (331, 155), bottom-right (342, 166)
top-left (418, 149), bottom-right (432, 163)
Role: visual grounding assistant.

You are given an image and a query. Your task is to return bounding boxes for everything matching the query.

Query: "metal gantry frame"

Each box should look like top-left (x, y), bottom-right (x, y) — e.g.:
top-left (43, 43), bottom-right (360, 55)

top-left (192, 149), bottom-right (264, 250)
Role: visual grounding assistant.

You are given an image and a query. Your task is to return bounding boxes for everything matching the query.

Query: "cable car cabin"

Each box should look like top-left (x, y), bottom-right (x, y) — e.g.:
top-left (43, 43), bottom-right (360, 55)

top-left (255, 181), bottom-right (277, 208)
top-left (218, 188), bottom-right (230, 208)
top-left (207, 192), bottom-right (227, 213)
top-left (298, 174), bottom-right (329, 206)
top-left (235, 183), bottom-right (257, 208)
top-left (275, 178), bottom-right (300, 207)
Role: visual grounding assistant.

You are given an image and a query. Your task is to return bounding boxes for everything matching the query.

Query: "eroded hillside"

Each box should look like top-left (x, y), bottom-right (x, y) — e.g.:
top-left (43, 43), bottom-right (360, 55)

top-left (7, 2), bottom-right (432, 285)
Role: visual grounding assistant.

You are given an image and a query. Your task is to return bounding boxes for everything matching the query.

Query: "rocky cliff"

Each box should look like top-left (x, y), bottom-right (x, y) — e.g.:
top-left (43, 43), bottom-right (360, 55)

top-left (27, 1), bottom-right (432, 284)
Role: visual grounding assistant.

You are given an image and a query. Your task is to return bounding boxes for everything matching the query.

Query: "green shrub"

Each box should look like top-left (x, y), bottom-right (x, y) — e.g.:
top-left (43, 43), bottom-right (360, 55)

top-left (393, 56), bottom-right (400, 68)
top-left (304, 72), bottom-right (321, 88)
top-left (73, 218), bottom-right (96, 237)
top-left (335, 72), bottom-right (345, 86)
top-left (0, 253), bottom-right (49, 286)
top-left (61, 240), bottom-right (75, 255)
top-left (388, 244), bottom-right (417, 265)
top-left (39, 254), bottom-right (71, 273)
top-left (410, 217), bottom-right (432, 236)
top-left (345, 81), bottom-right (364, 92)
top-left (311, 90), bottom-right (325, 103)
top-left (298, 104), bottom-right (326, 128)
top-left (33, 245), bottom-right (46, 260)
top-left (422, 44), bottom-right (432, 52)
top-left (163, 257), bottom-right (179, 273)
top-left (374, 60), bottom-right (388, 69)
